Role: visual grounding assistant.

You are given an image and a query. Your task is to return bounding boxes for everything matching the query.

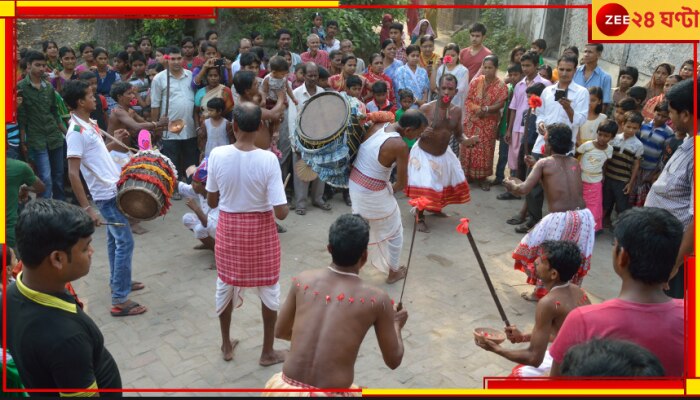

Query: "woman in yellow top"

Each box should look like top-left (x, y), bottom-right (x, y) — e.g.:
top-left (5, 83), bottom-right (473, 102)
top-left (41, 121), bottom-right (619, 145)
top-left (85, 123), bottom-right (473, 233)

top-left (418, 35), bottom-right (441, 99)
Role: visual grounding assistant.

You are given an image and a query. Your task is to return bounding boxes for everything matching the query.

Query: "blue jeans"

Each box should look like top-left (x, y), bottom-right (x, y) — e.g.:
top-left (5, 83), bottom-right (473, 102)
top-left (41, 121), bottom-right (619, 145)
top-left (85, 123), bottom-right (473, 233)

top-left (6, 145), bottom-right (20, 160)
top-left (29, 143), bottom-right (65, 200)
top-left (495, 136), bottom-right (509, 182)
top-left (95, 197), bottom-right (134, 305)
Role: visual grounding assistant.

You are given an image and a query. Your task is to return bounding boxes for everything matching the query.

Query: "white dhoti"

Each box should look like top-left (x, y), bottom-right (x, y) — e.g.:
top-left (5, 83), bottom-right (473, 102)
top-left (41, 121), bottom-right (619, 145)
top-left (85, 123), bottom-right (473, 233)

top-left (215, 277), bottom-right (280, 315)
top-left (404, 144), bottom-right (471, 211)
top-left (509, 350), bottom-right (553, 377)
top-left (349, 180), bottom-right (403, 274)
top-left (182, 212), bottom-right (217, 239)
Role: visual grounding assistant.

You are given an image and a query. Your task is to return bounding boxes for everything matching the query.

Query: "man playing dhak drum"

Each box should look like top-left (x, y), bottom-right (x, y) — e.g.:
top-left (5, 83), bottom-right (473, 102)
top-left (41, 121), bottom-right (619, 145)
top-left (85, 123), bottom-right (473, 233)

top-left (349, 110), bottom-right (427, 284)
top-left (64, 79), bottom-right (148, 317)
top-left (406, 73), bottom-right (477, 233)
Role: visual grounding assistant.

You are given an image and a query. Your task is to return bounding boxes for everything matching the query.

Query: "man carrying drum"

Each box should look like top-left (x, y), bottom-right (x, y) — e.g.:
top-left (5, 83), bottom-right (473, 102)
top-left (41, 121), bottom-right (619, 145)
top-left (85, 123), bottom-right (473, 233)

top-left (64, 79), bottom-right (147, 317)
top-left (348, 109), bottom-right (427, 284)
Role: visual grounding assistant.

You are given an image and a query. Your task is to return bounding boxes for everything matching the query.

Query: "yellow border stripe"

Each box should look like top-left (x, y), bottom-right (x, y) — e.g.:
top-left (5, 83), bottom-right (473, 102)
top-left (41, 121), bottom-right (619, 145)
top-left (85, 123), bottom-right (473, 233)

top-left (18, 1), bottom-right (338, 7)
top-left (363, 389), bottom-right (685, 395)
top-left (0, 18), bottom-right (5, 244)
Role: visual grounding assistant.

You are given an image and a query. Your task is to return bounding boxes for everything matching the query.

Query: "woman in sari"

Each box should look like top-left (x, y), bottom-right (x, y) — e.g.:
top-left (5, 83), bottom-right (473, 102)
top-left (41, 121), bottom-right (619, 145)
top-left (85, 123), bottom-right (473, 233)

top-left (644, 63), bottom-right (672, 103)
top-left (328, 54), bottom-right (366, 95)
top-left (418, 34), bottom-right (440, 99)
top-left (410, 19), bottom-right (436, 44)
top-left (460, 55), bottom-right (508, 191)
top-left (362, 53), bottom-right (396, 103)
top-left (642, 74), bottom-right (680, 122)
top-left (75, 43), bottom-right (95, 73)
top-left (381, 39), bottom-right (403, 86)
top-left (194, 66), bottom-right (235, 126)
top-left (51, 47), bottom-right (78, 92)
top-left (43, 40), bottom-right (62, 76)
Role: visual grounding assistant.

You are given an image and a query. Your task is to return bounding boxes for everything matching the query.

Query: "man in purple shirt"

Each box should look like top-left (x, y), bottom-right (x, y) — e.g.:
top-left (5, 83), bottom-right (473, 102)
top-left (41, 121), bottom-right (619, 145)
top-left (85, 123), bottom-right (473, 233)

top-left (573, 44), bottom-right (612, 108)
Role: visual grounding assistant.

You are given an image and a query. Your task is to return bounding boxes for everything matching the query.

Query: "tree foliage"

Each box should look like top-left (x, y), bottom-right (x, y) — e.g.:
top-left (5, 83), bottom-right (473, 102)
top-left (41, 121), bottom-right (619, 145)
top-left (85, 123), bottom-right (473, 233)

top-left (131, 19), bottom-right (187, 48)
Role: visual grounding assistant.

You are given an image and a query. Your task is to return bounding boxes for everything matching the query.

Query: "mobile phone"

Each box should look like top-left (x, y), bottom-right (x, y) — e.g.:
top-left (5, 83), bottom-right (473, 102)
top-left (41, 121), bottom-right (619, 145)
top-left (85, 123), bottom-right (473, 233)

top-left (214, 59), bottom-right (225, 67)
top-left (554, 89), bottom-right (567, 101)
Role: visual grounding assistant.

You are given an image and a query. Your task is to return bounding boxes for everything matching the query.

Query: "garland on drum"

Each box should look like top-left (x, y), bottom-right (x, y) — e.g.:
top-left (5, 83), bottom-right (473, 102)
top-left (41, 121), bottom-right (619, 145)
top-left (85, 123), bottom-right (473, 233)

top-left (123, 163), bottom-right (175, 194)
top-left (117, 150), bottom-right (179, 218)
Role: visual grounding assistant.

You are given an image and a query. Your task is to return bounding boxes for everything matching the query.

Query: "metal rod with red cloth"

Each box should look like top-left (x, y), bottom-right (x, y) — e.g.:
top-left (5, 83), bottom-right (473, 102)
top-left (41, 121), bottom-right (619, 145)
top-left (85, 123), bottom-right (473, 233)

top-left (397, 197), bottom-right (433, 312)
top-left (456, 218), bottom-right (511, 327)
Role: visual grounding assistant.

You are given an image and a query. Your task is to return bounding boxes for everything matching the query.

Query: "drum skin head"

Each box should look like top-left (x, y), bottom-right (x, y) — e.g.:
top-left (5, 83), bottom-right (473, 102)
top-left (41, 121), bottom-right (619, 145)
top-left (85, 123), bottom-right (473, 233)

top-left (299, 92), bottom-right (349, 141)
top-left (117, 183), bottom-right (162, 221)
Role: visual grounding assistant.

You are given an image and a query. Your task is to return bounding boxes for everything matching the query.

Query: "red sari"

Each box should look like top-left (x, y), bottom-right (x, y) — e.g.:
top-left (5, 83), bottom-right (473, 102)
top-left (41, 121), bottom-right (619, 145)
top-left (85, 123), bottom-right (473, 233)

top-left (460, 75), bottom-right (508, 179)
top-left (362, 71), bottom-right (396, 103)
top-left (329, 73), bottom-right (366, 94)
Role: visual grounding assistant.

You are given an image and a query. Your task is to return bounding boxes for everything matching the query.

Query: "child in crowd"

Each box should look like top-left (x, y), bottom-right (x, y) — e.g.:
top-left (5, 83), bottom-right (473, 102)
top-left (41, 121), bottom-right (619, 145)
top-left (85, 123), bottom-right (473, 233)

top-left (366, 81), bottom-right (396, 113)
top-left (538, 64), bottom-right (552, 81)
top-left (310, 12), bottom-right (326, 41)
top-left (395, 89), bottom-right (415, 122)
top-left (530, 38), bottom-right (546, 65)
top-left (577, 119), bottom-right (616, 233)
top-left (180, 158), bottom-right (219, 254)
top-left (340, 75), bottom-right (367, 116)
top-left (610, 66), bottom-right (638, 115)
top-left (613, 97), bottom-right (638, 133)
top-left (289, 62), bottom-right (305, 90)
top-left (198, 98), bottom-right (234, 158)
top-left (495, 63), bottom-right (522, 187)
top-left (626, 86), bottom-right (647, 109)
top-left (603, 111), bottom-right (644, 226)
top-left (128, 51), bottom-right (150, 117)
top-left (628, 101), bottom-right (673, 207)
top-left (78, 71), bottom-right (109, 131)
top-left (317, 66), bottom-right (331, 90)
top-left (261, 56), bottom-right (298, 154)
top-left (577, 86), bottom-right (607, 147)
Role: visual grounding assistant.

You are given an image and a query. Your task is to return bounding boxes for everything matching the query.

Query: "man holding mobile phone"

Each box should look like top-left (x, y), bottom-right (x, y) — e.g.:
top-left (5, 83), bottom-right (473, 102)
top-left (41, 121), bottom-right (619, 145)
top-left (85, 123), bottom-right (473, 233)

top-left (517, 55), bottom-right (588, 235)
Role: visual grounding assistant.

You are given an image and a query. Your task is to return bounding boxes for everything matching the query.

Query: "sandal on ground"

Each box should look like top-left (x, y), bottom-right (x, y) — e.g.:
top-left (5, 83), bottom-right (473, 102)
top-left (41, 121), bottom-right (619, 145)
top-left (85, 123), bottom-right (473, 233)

top-left (479, 182), bottom-right (491, 191)
top-left (131, 281), bottom-right (145, 291)
top-left (295, 208), bottom-right (306, 215)
top-left (110, 300), bottom-right (147, 317)
top-left (515, 223), bottom-right (534, 234)
top-left (497, 192), bottom-right (521, 200)
top-left (312, 202), bottom-right (332, 211)
top-left (506, 215), bottom-right (526, 225)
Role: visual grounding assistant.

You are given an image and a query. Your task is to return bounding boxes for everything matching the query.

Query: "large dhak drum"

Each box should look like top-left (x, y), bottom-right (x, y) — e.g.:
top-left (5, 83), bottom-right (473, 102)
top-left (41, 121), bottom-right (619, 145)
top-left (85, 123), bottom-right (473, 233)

top-left (295, 92), bottom-right (366, 188)
top-left (117, 150), bottom-right (178, 221)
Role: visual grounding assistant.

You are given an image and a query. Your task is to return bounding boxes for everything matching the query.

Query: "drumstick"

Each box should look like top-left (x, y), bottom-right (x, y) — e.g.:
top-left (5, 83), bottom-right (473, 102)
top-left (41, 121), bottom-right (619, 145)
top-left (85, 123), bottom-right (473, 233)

top-left (101, 222), bottom-right (127, 227)
top-left (95, 126), bottom-right (140, 154)
top-left (283, 173), bottom-right (291, 189)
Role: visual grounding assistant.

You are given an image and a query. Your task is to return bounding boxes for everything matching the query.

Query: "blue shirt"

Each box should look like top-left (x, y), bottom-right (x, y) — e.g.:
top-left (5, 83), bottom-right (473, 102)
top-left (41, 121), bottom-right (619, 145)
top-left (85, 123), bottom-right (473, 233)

top-left (637, 122), bottom-right (674, 171)
top-left (573, 65), bottom-right (612, 104)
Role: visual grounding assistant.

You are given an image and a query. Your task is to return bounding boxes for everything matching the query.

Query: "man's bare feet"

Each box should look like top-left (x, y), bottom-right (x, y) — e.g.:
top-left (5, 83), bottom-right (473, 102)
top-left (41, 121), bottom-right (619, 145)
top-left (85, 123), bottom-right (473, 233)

top-left (259, 349), bottom-right (288, 366)
top-left (417, 219), bottom-right (430, 233)
top-left (221, 338), bottom-right (240, 362)
top-left (520, 290), bottom-right (539, 302)
top-left (193, 243), bottom-right (208, 250)
top-left (386, 266), bottom-right (407, 284)
top-left (130, 222), bottom-right (148, 235)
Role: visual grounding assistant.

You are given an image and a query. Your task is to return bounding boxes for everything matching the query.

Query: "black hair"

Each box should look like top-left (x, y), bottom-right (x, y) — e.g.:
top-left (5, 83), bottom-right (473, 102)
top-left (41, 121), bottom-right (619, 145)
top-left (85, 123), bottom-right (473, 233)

top-left (623, 111), bottom-right (643, 126)
top-left (276, 49), bottom-right (291, 59)
top-left (532, 38), bottom-right (547, 50)
top-left (326, 20), bottom-right (338, 29)
top-left (561, 339), bottom-right (665, 377)
top-left (16, 199), bottom-right (95, 268)
top-left (114, 51), bottom-right (131, 71)
top-left (293, 62), bottom-right (304, 72)
top-left (389, 22), bottom-right (404, 32)
top-left (616, 96), bottom-right (638, 112)
top-left (92, 47), bottom-right (108, 59)
top-left (369, 53), bottom-right (383, 64)
top-left (147, 63), bottom-right (164, 73)
top-left (63, 79), bottom-right (91, 109)
top-left (586, 43), bottom-right (604, 53)
top-left (250, 31), bottom-right (262, 41)
top-left (519, 50), bottom-right (540, 66)
top-left (381, 39), bottom-right (395, 52)
top-left (137, 37), bottom-right (152, 48)
top-left (268, 55), bottom-right (289, 73)
top-left (398, 88), bottom-right (415, 101)
top-left (681, 59), bottom-right (693, 69)
top-left (129, 50), bottom-right (147, 66)
top-left (405, 44), bottom-right (420, 57)
top-left (372, 80), bottom-right (388, 94)
top-left (398, 109), bottom-right (428, 130)
top-left (618, 66), bottom-right (639, 86)
top-left (654, 63), bottom-right (674, 77)
top-left (510, 45), bottom-right (526, 63)
top-left (206, 97), bottom-right (225, 113)
top-left (59, 46), bottom-right (76, 59)
top-left (442, 43), bottom-right (460, 57)
top-left (526, 82), bottom-right (546, 97)
top-left (564, 45), bottom-right (579, 58)
top-left (654, 99), bottom-right (669, 114)
top-left (557, 54), bottom-right (578, 68)
top-left (626, 87), bottom-right (647, 104)
top-left (78, 42), bottom-right (94, 54)
top-left (588, 86), bottom-right (604, 114)
top-left (275, 28), bottom-right (291, 40)
top-left (665, 78), bottom-right (693, 114)
top-left (42, 40), bottom-right (58, 53)
top-left (78, 71), bottom-right (96, 81)
top-left (667, 74), bottom-right (682, 84)
top-left (329, 49), bottom-right (342, 61)
top-left (438, 73), bottom-right (458, 87)
top-left (539, 240), bottom-right (581, 283)
top-left (180, 36), bottom-right (195, 47)
top-left (239, 52), bottom-right (261, 68)
top-left (419, 35), bottom-right (435, 45)
top-left (205, 30), bottom-right (218, 41)
top-left (311, 12), bottom-right (322, 20)
top-left (318, 67), bottom-right (330, 80)
top-left (25, 50), bottom-right (45, 65)
top-left (345, 75), bottom-right (362, 89)
top-left (341, 53), bottom-right (357, 65)
top-left (613, 207), bottom-right (683, 284)
top-left (124, 43), bottom-right (136, 51)
top-left (167, 46), bottom-right (182, 56)
top-left (507, 63), bottom-right (522, 74)
top-left (483, 54), bottom-right (499, 68)
top-left (201, 42), bottom-right (218, 55)
top-left (232, 70), bottom-right (257, 95)
top-left (250, 46), bottom-right (266, 62)
top-left (156, 47), bottom-right (168, 56)
top-left (546, 123), bottom-right (573, 154)
top-left (110, 81), bottom-right (132, 101)
top-left (469, 22), bottom-right (487, 35)
top-left (329, 214), bottom-right (370, 267)
top-left (597, 119), bottom-right (618, 135)
top-left (233, 103), bottom-right (262, 133)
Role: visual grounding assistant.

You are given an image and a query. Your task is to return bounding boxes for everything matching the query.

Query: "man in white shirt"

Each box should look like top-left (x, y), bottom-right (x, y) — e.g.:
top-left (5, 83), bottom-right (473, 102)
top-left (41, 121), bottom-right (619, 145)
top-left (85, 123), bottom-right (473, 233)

top-left (151, 46), bottom-right (197, 199)
top-left (206, 102), bottom-right (290, 365)
top-left (288, 62), bottom-right (332, 215)
top-left (231, 38), bottom-right (252, 76)
top-left (63, 79), bottom-right (147, 317)
top-left (519, 55), bottom-right (588, 232)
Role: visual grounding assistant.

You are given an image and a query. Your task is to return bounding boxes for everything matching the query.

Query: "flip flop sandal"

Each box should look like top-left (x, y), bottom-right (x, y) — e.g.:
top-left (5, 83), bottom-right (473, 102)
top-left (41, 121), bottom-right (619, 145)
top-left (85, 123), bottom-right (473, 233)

top-left (110, 301), bottom-right (147, 317)
top-left (506, 216), bottom-right (526, 225)
top-left (295, 208), bottom-right (306, 215)
top-left (312, 202), bottom-right (332, 211)
top-left (131, 281), bottom-right (145, 291)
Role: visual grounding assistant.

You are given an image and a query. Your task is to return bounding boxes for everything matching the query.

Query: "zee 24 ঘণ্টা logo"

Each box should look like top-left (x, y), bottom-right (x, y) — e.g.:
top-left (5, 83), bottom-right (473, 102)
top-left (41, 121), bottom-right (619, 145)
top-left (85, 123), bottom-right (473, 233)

top-left (596, 3), bottom-right (630, 36)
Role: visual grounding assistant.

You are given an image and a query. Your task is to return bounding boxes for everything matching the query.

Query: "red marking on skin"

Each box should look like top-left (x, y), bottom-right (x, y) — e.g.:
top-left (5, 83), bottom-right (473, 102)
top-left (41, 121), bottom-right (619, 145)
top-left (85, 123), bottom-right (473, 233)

top-left (349, 297), bottom-right (355, 304)
top-left (296, 283), bottom-right (301, 287)
top-left (360, 298), bottom-right (365, 304)
top-left (304, 285), bottom-right (309, 291)
top-left (292, 277), bottom-right (297, 281)
top-left (313, 291), bottom-right (319, 297)
top-left (337, 293), bottom-right (345, 302)
top-left (325, 295), bottom-right (331, 304)
top-left (555, 301), bottom-right (561, 309)
top-left (391, 299), bottom-right (395, 305)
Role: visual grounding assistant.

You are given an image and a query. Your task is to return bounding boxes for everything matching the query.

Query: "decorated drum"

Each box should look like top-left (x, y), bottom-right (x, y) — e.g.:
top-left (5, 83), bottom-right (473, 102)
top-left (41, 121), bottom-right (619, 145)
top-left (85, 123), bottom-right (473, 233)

top-left (297, 91), bottom-right (350, 149)
top-left (117, 150), bottom-right (178, 221)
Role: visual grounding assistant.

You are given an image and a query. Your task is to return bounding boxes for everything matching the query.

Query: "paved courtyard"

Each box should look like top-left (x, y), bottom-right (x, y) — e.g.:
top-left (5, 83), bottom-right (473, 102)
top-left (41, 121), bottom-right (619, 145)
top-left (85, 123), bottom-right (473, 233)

top-left (74, 176), bottom-right (621, 396)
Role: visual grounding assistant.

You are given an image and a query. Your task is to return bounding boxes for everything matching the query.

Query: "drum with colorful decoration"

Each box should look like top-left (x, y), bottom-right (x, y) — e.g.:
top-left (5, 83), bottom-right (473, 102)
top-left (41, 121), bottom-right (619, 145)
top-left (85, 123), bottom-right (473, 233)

top-left (116, 150), bottom-right (178, 221)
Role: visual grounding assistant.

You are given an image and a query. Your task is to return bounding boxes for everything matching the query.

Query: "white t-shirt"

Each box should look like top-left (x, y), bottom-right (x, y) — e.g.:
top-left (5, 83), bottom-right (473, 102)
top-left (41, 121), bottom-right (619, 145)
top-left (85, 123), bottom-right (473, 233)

top-left (66, 115), bottom-right (121, 201)
top-left (206, 145), bottom-right (287, 213)
top-left (576, 140), bottom-right (613, 183)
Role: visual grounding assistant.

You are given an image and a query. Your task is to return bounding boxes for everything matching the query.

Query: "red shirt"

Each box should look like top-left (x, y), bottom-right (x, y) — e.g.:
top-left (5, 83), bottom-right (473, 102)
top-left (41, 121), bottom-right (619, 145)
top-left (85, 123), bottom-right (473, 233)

top-left (458, 46), bottom-right (491, 83)
top-left (549, 298), bottom-right (684, 376)
top-left (300, 50), bottom-right (331, 70)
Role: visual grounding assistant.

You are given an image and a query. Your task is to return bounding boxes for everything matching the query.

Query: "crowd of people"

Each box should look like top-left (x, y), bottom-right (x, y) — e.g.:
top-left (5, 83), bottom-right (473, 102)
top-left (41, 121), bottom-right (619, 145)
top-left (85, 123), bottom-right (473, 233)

top-left (3, 10), bottom-right (696, 396)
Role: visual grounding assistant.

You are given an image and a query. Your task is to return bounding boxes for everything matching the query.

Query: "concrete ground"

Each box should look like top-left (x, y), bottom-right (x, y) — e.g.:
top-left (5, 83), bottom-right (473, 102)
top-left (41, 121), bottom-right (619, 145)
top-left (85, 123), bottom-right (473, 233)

top-left (75, 171), bottom-right (621, 396)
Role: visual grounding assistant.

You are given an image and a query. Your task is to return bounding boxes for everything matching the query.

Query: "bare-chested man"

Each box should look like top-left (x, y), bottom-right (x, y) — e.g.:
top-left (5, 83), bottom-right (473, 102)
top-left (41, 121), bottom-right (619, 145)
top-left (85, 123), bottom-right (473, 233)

top-left (349, 110), bottom-right (427, 284)
top-left (476, 240), bottom-right (591, 377)
top-left (504, 123), bottom-right (595, 301)
top-left (264, 214), bottom-right (408, 395)
top-left (231, 70), bottom-right (286, 151)
top-left (108, 81), bottom-right (168, 139)
top-left (406, 74), bottom-right (478, 232)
